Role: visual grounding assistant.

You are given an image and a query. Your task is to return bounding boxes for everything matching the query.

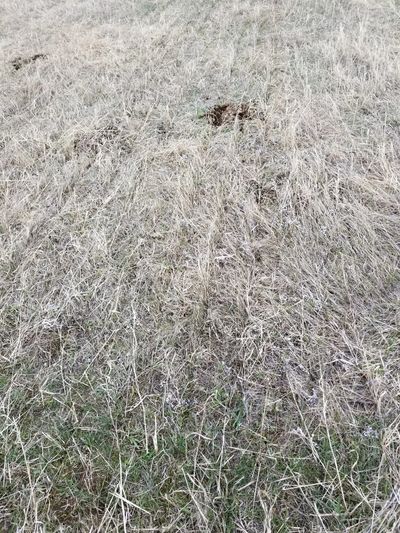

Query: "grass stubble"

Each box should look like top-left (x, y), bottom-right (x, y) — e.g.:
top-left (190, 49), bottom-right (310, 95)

top-left (0, 0), bottom-right (399, 531)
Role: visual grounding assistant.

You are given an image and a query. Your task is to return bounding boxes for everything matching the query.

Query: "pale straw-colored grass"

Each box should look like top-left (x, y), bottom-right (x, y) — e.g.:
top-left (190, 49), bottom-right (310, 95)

top-left (0, 0), bottom-right (399, 531)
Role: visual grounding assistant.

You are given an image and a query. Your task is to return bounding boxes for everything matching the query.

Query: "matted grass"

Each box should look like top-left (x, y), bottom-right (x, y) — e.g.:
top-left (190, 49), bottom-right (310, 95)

top-left (1, 0), bottom-right (399, 531)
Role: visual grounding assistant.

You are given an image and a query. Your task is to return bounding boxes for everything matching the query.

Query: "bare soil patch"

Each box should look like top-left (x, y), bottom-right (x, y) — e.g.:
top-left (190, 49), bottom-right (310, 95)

top-left (11, 53), bottom-right (47, 70)
top-left (205, 102), bottom-right (253, 127)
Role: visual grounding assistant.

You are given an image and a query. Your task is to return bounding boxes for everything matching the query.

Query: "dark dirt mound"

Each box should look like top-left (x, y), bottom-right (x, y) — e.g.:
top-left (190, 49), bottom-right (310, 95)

top-left (205, 102), bottom-right (253, 127)
top-left (11, 54), bottom-right (47, 71)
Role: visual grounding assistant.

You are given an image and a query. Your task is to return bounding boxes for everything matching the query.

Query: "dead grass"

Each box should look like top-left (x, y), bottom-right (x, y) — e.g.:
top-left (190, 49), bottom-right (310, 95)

top-left (0, 0), bottom-right (399, 531)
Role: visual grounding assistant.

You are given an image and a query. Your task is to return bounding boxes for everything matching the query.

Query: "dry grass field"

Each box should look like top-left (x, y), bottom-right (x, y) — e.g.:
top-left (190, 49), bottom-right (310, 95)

top-left (1, 0), bottom-right (400, 531)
